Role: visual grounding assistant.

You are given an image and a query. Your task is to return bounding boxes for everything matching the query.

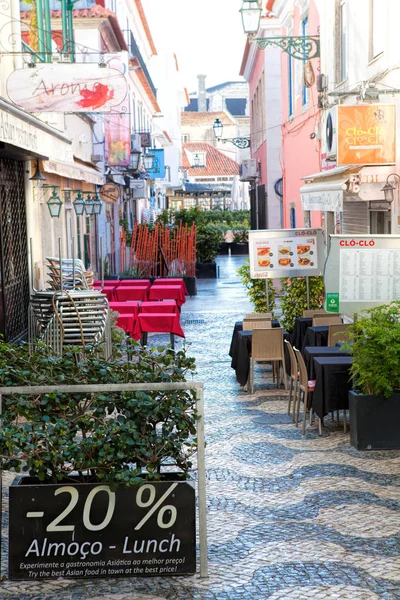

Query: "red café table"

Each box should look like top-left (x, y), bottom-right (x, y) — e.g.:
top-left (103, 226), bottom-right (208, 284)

top-left (109, 301), bottom-right (140, 317)
top-left (148, 285), bottom-right (186, 307)
top-left (115, 286), bottom-right (149, 302)
top-left (132, 313), bottom-right (185, 349)
top-left (94, 286), bottom-right (115, 301)
top-left (153, 278), bottom-right (188, 295)
top-left (114, 313), bottom-right (136, 338)
top-left (140, 300), bottom-right (179, 316)
top-left (118, 279), bottom-right (151, 288)
top-left (93, 280), bottom-right (120, 287)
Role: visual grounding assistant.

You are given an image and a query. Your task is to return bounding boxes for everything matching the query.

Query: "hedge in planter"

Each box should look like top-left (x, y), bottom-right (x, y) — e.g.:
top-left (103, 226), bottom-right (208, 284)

top-left (279, 276), bottom-right (324, 332)
top-left (346, 302), bottom-right (400, 450)
top-left (237, 260), bottom-right (275, 314)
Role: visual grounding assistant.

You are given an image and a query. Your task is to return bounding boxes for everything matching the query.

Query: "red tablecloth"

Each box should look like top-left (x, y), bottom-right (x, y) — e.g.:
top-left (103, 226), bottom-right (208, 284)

top-left (94, 286), bottom-right (115, 301)
top-left (93, 280), bottom-right (120, 287)
top-left (109, 301), bottom-right (140, 317)
top-left (115, 313), bottom-right (136, 337)
top-left (115, 286), bottom-right (149, 302)
top-left (140, 301), bottom-right (179, 316)
top-left (118, 279), bottom-right (151, 288)
top-left (132, 313), bottom-right (185, 340)
top-left (153, 278), bottom-right (188, 295)
top-left (148, 285), bottom-right (186, 307)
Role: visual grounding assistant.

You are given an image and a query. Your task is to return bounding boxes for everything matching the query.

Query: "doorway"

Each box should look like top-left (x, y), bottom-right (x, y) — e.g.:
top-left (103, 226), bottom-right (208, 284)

top-left (370, 210), bottom-right (391, 234)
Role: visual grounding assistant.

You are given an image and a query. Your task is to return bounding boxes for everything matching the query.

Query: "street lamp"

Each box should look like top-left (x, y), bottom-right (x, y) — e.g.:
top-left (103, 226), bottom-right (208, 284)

top-left (212, 117), bottom-right (250, 149)
top-left (83, 192), bottom-right (96, 215)
top-left (129, 150), bottom-right (141, 171)
top-left (381, 173), bottom-right (400, 203)
top-left (73, 190), bottom-right (86, 216)
top-left (93, 192), bottom-right (103, 215)
top-left (46, 187), bottom-right (63, 218)
top-left (143, 151), bottom-right (155, 170)
top-left (240, 0), bottom-right (262, 35)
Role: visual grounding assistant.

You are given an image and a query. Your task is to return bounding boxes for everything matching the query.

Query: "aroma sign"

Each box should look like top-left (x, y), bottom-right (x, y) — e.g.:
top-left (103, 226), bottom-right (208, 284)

top-left (7, 63), bottom-right (127, 113)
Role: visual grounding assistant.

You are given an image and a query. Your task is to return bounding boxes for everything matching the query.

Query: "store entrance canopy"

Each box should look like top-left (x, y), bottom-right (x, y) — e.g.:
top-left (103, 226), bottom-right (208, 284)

top-left (300, 165), bottom-right (360, 211)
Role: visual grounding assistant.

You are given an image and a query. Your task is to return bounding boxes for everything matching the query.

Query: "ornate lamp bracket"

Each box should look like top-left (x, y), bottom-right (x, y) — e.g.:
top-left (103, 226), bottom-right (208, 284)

top-left (219, 138), bottom-right (251, 149)
top-left (254, 36), bottom-right (320, 60)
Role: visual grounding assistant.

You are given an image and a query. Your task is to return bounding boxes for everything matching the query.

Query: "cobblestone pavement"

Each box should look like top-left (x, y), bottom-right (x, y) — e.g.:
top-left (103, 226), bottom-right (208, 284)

top-left (2, 263), bottom-right (400, 599)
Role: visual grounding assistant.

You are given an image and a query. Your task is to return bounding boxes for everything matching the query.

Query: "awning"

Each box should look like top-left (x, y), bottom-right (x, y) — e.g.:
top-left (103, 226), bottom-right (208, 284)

top-left (42, 158), bottom-right (104, 185)
top-left (300, 165), bottom-right (361, 211)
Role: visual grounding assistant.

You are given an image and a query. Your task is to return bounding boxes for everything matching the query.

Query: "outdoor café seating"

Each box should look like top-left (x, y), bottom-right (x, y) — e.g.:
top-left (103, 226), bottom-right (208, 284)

top-left (327, 323), bottom-right (350, 346)
top-left (250, 328), bottom-right (287, 394)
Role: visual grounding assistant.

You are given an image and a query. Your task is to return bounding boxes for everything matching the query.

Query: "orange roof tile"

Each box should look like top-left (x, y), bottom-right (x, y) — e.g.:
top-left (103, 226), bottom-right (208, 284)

top-left (134, 0), bottom-right (157, 56)
top-left (163, 130), bottom-right (172, 143)
top-left (182, 143), bottom-right (239, 177)
top-left (181, 111), bottom-right (236, 127)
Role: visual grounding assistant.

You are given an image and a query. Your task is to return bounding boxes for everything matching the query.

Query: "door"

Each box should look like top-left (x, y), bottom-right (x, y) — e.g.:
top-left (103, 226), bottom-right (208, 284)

top-left (370, 210), bottom-right (391, 234)
top-left (0, 158), bottom-right (30, 341)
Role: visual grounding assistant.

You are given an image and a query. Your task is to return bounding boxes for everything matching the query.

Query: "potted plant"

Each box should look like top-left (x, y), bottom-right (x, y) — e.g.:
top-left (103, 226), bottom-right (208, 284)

top-left (279, 276), bottom-right (325, 332)
top-left (195, 224), bottom-right (224, 278)
top-left (0, 338), bottom-right (198, 579)
top-left (347, 301), bottom-right (400, 450)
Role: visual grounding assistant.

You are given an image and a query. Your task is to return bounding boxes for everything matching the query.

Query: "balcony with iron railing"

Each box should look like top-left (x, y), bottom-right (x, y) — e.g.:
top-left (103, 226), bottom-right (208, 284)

top-left (123, 30), bottom-right (157, 100)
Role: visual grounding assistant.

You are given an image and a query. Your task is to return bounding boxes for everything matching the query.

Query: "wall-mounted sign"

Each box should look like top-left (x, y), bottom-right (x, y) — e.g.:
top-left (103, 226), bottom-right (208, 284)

top-left (337, 105), bottom-right (396, 166)
top-left (325, 234), bottom-right (400, 315)
top-left (129, 179), bottom-right (146, 198)
top-left (146, 149), bottom-right (165, 179)
top-left (7, 63), bottom-right (127, 112)
top-left (139, 132), bottom-right (151, 147)
top-left (99, 183), bottom-right (120, 204)
top-left (249, 228), bottom-right (325, 279)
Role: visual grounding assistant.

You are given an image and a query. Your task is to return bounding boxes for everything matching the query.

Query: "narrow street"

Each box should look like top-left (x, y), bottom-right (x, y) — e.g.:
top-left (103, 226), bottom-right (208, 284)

top-left (2, 258), bottom-right (400, 599)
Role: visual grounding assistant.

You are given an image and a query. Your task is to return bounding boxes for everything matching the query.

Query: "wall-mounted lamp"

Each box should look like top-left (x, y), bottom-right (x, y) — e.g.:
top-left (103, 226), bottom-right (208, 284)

top-left (213, 118), bottom-right (250, 149)
top-left (142, 151), bottom-right (155, 170)
top-left (83, 192), bottom-right (96, 215)
top-left (381, 173), bottom-right (399, 203)
top-left (30, 159), bottom-right (46, 181)
top-left (129, 150), bottom-right (141, 171)
top-left (46, 187), bottom-right (63, 218)
top-left (240, 0), bottom-right (262, 35)
top-left (93, 192), bottom-right (103, 215)
top-left (73, 190), bottom-right (86, 216)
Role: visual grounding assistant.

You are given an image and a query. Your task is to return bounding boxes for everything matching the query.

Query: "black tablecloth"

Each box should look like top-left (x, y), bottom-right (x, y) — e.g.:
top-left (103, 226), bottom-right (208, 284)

top-left (290, 318), bottom-right (312, 350)
top-left (229, 319), bottom-right (281, 359)
top-left (230, 329), bottom-right (290, 386)
top-left (303, 346), bottom-right (350, 379)
top-left (301, 326), bottom-right (329, 352)
top-left (312, 356), bottom-right (353, 419)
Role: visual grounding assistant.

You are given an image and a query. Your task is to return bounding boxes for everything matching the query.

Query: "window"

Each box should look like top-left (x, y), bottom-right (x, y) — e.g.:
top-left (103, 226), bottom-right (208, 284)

top-left (288, 54), bottom-right (294, 117)
top-left (370, 0), bottom-right (385, 59)
top-left (302, 17), bottom-right (310, 105)
top-left (335, 0), bottom-right (347, 83)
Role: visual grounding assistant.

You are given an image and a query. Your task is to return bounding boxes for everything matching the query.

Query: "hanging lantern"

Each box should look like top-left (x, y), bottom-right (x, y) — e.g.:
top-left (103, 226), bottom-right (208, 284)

top-left (73, 190), bottom-right (86, 216)
top-left (46, 187), bottom-right (62, 218)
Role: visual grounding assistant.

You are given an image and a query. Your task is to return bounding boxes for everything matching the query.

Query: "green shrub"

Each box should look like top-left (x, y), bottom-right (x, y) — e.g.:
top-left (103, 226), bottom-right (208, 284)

top-left (0, 340), bottom-right (197, 488)
top-left (196, 224), bottom-right (225, 263)
top-left (279, 276), bottom-right (324, 332)
top-left (346, 301), bottom-right (400, 398)
top-left (237, 260), bottom-right (275, 314)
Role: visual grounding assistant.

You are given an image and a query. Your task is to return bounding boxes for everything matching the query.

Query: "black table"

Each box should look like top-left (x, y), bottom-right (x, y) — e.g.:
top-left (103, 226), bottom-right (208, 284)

top-left (229, 319), bottom-right (281, 360)
top-left (230, 329), bottom-right (290, 387)
top-left (301, 326), bottom-right (329, 352)
top-left (290, 318), bottom-right (312, 350)
top-left (312, 356), bottom-right (353, 419)
top-left (303, 346), bottom-right (351, 379)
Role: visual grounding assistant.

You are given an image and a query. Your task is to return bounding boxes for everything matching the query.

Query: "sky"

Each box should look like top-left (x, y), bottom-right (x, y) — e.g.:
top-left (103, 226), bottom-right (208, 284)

top-left (141, 0), bottom-right (248, 93)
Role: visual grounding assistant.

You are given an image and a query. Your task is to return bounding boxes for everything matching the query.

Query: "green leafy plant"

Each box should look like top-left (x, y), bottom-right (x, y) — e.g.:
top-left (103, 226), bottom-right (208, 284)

top-left (237, 260), bottom-right (275, 314)
top-left (279, 276), bottom-right (324, 332)
top-left (346, 301), bottom-right (400, 398)
top-left (196, 224), bottom-right (225, 263)
top-left (0, 339), bottom-right (197, 488)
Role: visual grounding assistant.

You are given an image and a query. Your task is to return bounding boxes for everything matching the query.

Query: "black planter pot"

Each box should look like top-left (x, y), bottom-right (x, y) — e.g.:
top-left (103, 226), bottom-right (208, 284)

top-left (183, 276), bottom-right (197, 296)
top-left (218, 242), bottom-right (230, 256)
top-left (230, 242), bottom-right (249, 255)
top-left (349, 390), bottom-right (400, 450)
top-left (103, 274), bottom-right (119, 280)
top-left (196, 261), bottom-right (217, 279)
top-left (9, 474), bottom-right (196, 580)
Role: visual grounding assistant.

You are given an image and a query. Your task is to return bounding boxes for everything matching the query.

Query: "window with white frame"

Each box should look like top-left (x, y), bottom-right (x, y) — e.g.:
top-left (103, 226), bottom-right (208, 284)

top-left (370, 0), bottom-right (385, 60)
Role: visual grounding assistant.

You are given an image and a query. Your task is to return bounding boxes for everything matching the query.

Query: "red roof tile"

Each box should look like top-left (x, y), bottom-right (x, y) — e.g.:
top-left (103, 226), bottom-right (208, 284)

top-left (182, 143), bottom-right (239, 177)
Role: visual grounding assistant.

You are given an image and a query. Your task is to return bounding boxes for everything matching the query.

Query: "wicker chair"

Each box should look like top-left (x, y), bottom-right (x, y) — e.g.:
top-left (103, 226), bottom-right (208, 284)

top-left (243, 319), bottom-right (272, 331)
top-left (245, 312), bottom-right (273, 319)
top-left (302, 309), bottom-right (327, 318)
top-left (293, 347), bottom-right (318, 434)
top-left (312, 315), bottom-right (343, 327)
top-left (284, 339), bottom-right (298, 420)
top-left (250, 328), bottom-right (287, 394)
top-left (327, 323), bottom-right (351, 346)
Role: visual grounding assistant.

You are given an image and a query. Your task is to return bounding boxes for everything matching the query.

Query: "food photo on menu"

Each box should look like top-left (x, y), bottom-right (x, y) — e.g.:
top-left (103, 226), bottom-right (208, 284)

top-left (256, 246), bottom-right (272, 268)
top-left (278, 244), bottom-right (293, 267)
top-left (296, 242), bottom-right (314, 267)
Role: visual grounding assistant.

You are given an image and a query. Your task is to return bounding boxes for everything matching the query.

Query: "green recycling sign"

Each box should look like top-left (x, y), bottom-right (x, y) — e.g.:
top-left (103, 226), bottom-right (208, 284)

top-left (326, 293), bottom-right (339, 313)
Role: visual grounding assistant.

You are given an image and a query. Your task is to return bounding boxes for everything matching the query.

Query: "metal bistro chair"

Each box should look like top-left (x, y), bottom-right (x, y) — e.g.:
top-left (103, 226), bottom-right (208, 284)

top-left (312, 315), bottom-right (343, 327)
top-left (250, 328), bottom-right (287, 394)
top-left (327, 323), bottom-right (351, 346)
top-left (284, 339), bottom-right (298, 420)
top-left (243, 319), bottom-right (272, 331)
top-left (293, 347), bottom-right (318, 435)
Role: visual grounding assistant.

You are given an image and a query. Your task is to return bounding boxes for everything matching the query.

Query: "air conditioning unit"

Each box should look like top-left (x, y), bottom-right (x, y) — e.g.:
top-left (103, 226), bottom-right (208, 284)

top-left (239, 159), bottom-right (257, 181)
top-left (322, 107), bottom-right (337, 161)
top-left (91, 154), bottom-right (103, 164)
top-left (130, 134), bottom-right (141, 152)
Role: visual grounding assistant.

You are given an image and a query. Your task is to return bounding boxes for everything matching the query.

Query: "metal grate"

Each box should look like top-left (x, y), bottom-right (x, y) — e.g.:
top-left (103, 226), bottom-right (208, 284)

top-left (183, 319), bottom-right (205, 325)
top-left (0, 158), bottom-right (30, 341)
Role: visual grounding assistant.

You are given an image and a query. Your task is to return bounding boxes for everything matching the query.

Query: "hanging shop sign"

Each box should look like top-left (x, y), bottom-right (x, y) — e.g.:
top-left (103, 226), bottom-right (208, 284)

top-left (9, 479), bottom-right (196, 580)
top-left (99, 183), bottom-right (120, 204)
top-left (129, 179), bottom-right (146, 198)
top-left (139, 132), bottom-right (151, 148)
top-left (337, 104), bottom-right (396, 166)
top-left (146, 149), bottom-right (165, 179)
top-left (7, 63), bottom-right (127, 113)
top-left (325, 234), bottom-right (400, 316)
top-left (104, 53), bottom-right (130, 166)
top-left (248, 228), bottom-right (325, 279)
